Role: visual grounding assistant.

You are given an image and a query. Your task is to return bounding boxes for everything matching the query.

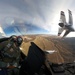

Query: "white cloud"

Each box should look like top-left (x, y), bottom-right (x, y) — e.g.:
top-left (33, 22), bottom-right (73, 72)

top-left (0, 0), bottom-right (75, 37)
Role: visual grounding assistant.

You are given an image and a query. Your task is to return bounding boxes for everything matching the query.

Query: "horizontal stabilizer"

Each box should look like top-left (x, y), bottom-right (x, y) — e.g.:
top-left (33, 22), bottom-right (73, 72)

top-left (60, 11), bottom-right (67, 25)
top-left (68, 10), bottom-right (73, 25)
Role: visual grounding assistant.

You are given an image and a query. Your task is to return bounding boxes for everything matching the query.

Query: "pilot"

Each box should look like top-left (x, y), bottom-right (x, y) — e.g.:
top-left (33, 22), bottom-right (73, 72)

top-left (0, 35), bottom-right (25, 75)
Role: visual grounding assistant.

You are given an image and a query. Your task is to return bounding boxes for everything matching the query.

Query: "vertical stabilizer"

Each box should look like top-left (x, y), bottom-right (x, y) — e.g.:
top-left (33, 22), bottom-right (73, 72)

top-left (60, 11), bottom-right (67, 25)
top-left (68, 10), bottom-right (73, 25)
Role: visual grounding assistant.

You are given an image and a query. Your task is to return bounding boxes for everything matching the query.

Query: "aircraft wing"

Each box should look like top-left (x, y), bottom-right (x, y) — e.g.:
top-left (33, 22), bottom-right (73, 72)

top-left (58, 27), bottom-right (64, 36)
top-left (68, 10), bottom-right (73, 25)
top-left (63, 30), bottom-right (70, 37)
top-left (59, 11), bottom-right (67, 26)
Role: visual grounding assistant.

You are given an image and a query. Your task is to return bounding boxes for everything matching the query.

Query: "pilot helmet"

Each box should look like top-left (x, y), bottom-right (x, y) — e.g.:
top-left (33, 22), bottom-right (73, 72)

top-left (10, 35), bottom-right (23, 46)
top-left (16, 36), bottom-right (23, 46)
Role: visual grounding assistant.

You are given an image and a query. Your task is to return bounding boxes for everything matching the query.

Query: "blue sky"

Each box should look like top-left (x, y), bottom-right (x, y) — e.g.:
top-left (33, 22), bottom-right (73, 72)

top-left (0, 0), bottom-right (75, 37)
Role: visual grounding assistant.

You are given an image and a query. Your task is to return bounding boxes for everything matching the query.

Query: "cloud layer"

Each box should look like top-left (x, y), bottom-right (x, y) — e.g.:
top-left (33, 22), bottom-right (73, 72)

top-left (0, 0), bottom-right (75, 36)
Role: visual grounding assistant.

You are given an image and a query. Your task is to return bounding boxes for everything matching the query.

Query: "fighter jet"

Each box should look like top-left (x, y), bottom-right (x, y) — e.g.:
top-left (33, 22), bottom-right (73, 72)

top-left (44, 50), bottom-right (57, 54)
top-left (58, 10), bottom-right (74, 37)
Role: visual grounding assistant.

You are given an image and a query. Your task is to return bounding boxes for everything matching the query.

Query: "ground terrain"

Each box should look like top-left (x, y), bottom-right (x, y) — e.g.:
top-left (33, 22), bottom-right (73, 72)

top-left (21, 35), bottom-right (75, 63)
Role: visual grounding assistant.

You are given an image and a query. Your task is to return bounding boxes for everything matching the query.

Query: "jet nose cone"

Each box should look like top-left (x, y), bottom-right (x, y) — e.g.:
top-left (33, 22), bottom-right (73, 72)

top-left (69, 26), bottom-right (75, 31)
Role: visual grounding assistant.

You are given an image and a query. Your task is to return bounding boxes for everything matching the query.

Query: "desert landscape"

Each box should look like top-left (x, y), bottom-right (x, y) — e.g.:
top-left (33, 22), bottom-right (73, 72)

top-left (20, 35), bottom-right (75, 64)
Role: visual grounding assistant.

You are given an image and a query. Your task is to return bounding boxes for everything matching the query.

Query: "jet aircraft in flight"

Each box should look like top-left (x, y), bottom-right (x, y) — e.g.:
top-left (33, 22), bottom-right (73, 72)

top-left (58, 10), bottom-right (74, 37)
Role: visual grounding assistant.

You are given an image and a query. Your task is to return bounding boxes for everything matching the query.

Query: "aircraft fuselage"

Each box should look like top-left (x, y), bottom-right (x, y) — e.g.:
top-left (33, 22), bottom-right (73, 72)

top-left (65, 25), bottom-right (74, 31)
top-left (59, 23), bottom-right (74, 32)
